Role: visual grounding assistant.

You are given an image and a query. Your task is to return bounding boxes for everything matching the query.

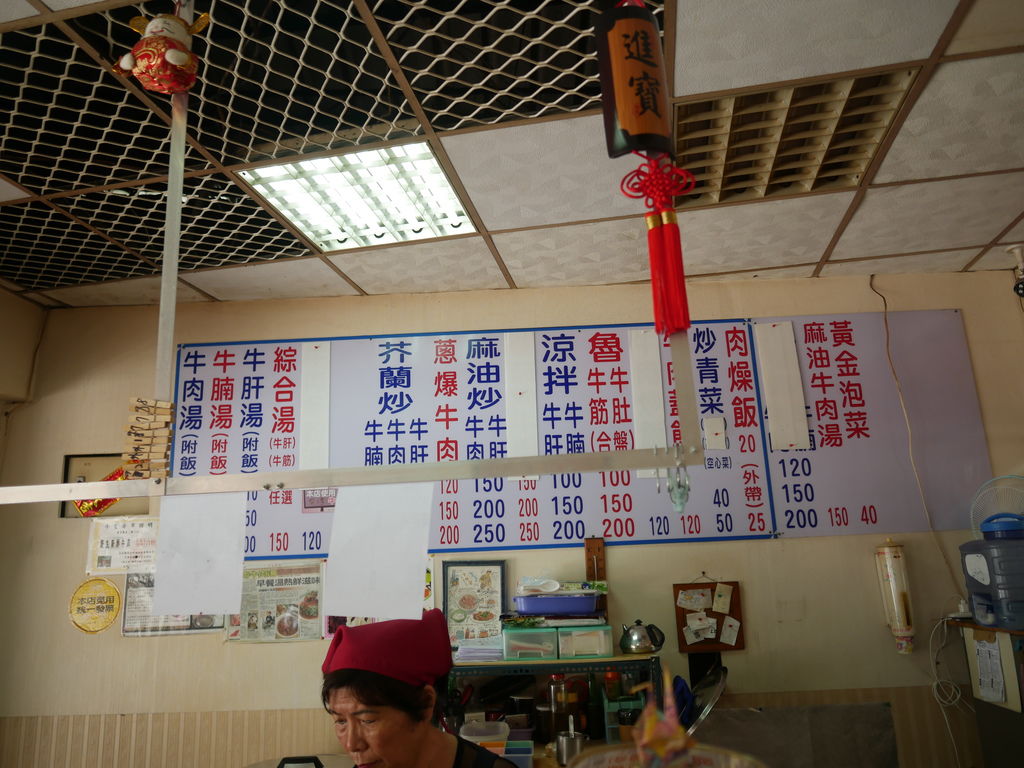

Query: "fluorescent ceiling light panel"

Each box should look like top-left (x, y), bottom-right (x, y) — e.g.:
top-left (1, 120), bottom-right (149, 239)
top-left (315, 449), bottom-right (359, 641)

top-left (241, 143), bottom-right (473, 251)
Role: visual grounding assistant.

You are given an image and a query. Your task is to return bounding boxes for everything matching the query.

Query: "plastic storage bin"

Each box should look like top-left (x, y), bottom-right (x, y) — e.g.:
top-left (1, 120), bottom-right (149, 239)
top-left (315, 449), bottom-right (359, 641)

top-left (460, 721), bottom-right (510, 744)
top-left (513, 594), bottom-right (598, 615)
top-left (502, 627), bottom-right (558, 659)
top-left (557, 625), bottom-right (613, 658)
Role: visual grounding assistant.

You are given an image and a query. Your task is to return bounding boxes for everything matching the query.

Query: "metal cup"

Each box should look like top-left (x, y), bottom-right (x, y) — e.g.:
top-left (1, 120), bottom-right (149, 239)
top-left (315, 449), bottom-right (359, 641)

top-left (555, 731), bottom-right (588, 766)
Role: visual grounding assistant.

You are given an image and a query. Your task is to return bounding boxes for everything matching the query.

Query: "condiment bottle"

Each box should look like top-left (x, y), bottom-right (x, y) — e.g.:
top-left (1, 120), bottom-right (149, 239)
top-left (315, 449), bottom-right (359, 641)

top-left (603, 670), bottom-right (622, 700)
top-left (549, 673), bottom-right (570, 738)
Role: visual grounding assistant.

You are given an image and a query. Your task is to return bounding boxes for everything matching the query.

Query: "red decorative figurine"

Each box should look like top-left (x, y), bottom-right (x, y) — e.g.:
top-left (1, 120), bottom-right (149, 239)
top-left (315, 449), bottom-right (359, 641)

top-left (596, 0), bottom-right (694, 337)
top-left (113, 12), bottom-right (210, 94)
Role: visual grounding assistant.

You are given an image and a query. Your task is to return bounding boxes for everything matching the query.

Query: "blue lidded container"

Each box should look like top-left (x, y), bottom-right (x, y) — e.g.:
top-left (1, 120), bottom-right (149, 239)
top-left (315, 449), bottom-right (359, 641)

top-left (980, 513), bottom-right (1024, 540)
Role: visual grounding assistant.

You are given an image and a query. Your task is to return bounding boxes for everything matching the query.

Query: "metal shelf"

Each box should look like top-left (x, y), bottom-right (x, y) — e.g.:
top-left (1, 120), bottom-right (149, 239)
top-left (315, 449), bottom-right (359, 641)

top-left (451, 653), bottom-right (661, 682)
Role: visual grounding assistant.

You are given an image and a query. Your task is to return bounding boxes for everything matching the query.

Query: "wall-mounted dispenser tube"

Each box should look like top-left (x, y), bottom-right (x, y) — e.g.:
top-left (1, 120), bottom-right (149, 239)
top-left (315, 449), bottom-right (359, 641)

top-left (875, 539), bottom-right (914, 654)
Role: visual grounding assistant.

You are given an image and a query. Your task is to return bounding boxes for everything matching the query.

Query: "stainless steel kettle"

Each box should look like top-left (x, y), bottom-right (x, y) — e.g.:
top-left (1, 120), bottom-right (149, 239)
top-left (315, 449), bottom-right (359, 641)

top-left (619, 619), bottom-right (666, 653)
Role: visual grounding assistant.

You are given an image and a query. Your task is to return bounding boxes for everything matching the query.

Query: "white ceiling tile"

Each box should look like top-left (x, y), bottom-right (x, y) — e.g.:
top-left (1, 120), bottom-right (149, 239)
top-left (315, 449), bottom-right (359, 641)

top-left (0, 178), bottom-right (28, 202)
top-left (998, 218), bottom-right (1024, 244)
top-left (493, 218), bottom-right (649, 288)
top-left (442, 115), bottom-right (641, 230)
top-left (947, 0), bottom-right (1024, 55)
top-left (675, 0), bottom-right (958, 96)
top-left (688, 265), bottom-right (817, 282)
top-left (876, 53), bottom-right (1024, 182)
top-left (833, 172), bottom-right (1024, 259)
top-left (327, 237), bottom-right (508, 294)
top-left (678, 192), bottom-right (856, 273)
top-left (184, 258), bottom-right (359, 301)
top-left (970, 244), bottom-right (1024, 271)
top-left (821, 249), bottom-right (976, 276)
top-left (0, 1), bottom-right (36, 23)
top-left (42, 277), bottom-right (210, 307)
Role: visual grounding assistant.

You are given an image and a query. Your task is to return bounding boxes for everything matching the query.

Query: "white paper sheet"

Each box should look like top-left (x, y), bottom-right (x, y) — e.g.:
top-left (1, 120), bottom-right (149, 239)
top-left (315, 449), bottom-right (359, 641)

top-left (324, 482), bottom-right (433, 621)
top-left (712, 583), bottom-right (734, 614)
top-left (677, 588), bottom-right (712, 611)
top-left (686, 611), bottom-right (711, 631)
top-left (721, 616), bottom-right (741, 646)
top-left (976, 639), bottom-right (1005, 703)
top-left (151, 492), bottom-right (246, 615)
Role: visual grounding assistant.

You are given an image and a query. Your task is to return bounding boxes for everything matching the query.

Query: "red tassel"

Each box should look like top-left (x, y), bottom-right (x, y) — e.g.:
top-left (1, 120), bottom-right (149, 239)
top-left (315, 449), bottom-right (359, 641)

top-left (621, 154), bottom-right (694, 338)
top-left (645, 210), bottom-right (690, 338)
top-left (659, 210), bottom-right (690, 335)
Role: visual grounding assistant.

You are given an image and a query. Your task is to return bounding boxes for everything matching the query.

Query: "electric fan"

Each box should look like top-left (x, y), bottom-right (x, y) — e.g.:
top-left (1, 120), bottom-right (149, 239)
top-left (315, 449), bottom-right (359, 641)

top-left (968, 475), bottom-right (1024, 538)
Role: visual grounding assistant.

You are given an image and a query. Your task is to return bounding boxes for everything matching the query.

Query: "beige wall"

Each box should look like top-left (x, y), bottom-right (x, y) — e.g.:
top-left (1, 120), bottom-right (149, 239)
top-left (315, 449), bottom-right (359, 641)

top-left (0, 291), bottom-right (45, 402)
top-left (0, 272), bottom-right (1020, 729)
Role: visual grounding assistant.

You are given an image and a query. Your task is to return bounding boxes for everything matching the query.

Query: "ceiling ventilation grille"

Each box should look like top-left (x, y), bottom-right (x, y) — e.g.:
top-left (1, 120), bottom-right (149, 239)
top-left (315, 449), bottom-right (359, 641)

top-left (673, 68), bottom-right (917, 207)
top-left (371, 0), bottom-right (662, 132)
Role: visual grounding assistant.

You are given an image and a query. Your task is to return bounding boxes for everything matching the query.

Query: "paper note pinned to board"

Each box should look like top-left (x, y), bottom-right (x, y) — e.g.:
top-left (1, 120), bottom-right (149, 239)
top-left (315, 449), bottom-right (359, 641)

top-left (696, 616), bottom-right (718, 640)
top-left (683, 625), bottom-right (702, 645)
top-left (712, 583), bottom-right (733, 614)
top-left (686, 611), bottom-right (711, 631)
top-left (677, 588), bottom-right (712, 611)
top-left (721, 616), bottom-right (741, 646)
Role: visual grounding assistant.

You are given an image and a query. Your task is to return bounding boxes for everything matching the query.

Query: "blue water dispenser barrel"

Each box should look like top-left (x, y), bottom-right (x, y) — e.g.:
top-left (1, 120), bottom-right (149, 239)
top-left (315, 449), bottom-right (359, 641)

top-left (960, 513), bottom-right (1024, 630)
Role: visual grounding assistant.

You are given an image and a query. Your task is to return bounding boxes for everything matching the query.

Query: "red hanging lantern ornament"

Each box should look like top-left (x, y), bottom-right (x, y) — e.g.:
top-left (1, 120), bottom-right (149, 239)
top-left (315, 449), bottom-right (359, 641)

top-left (112, 7), bottom-right (210, 94)
top-left (596, 0), bottom-right (694, 337)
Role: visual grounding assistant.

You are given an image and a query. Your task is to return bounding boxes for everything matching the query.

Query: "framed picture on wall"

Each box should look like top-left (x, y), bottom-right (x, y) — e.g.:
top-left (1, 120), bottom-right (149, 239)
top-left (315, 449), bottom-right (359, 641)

top-left (60, 454), bottom-right (148, 518)
top-left (442, 560), bottom-right (505, 648)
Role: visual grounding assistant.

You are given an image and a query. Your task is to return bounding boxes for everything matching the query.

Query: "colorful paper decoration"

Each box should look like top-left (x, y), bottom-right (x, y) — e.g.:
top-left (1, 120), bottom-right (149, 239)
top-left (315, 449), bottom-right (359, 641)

top-left (596, 0), bottom-right (694, 338)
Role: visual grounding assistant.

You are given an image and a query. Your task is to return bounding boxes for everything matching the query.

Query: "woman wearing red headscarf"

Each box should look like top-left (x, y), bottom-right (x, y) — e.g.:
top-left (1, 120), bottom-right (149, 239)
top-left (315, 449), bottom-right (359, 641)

top-left (321, 609), bottom-right (516, 768)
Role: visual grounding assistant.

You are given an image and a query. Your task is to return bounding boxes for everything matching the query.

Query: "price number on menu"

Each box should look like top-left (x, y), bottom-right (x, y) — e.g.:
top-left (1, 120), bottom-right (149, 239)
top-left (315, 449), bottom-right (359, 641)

top-left (517, 478), bottom-right (540, 542)
top-left (778, 457), bottom-right (819, 530)
top-left (599, 471), bottom-right (635, 539)
top-left (551, 473), bottom-right (585, 541)
top-left (438, 480), bottom-right (460, 545)
top-left (472, 477), bottom-right (505, 545)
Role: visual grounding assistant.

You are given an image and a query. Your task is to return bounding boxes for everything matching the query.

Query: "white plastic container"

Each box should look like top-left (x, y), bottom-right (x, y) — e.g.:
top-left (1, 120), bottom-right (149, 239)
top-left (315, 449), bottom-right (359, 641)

top-left (557, 625), bottom-right (613, 658)
top-left (459, 720), bottom-right (510, 744)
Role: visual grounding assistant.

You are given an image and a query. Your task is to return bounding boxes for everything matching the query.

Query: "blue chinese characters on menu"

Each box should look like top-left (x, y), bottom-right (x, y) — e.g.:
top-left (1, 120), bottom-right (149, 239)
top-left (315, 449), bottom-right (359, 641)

top-left (172, 342), bottom-right (333, 561)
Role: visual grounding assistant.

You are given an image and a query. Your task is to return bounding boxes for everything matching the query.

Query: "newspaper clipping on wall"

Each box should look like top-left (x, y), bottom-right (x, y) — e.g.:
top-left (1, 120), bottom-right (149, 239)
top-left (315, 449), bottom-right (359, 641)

top-left (229, 560), bottom-right (323, 641)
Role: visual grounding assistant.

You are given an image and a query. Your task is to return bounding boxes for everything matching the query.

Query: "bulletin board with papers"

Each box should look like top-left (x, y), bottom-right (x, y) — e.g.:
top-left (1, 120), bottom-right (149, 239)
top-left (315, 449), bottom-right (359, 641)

top-left (673, 581), bottom-right (745, 652)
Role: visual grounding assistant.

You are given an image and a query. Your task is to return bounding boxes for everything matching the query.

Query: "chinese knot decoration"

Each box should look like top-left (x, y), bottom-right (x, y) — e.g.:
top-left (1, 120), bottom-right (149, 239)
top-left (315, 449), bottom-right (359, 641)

top-left (112, 11), bottom-right (210, 94)
top-left (596, 0), bottom-right (694, 337)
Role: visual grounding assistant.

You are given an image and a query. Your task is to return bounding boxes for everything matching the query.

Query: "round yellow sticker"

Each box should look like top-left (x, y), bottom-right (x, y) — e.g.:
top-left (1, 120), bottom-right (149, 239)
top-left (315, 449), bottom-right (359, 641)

top-left (69, 577), bottom-right (121, 633)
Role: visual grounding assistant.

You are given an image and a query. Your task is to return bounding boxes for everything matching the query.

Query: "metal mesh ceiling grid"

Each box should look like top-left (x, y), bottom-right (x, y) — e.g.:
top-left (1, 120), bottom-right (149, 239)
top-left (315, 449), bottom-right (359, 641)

top-left (0, 21), bottom-right (205, 196)
top-left (371, 0), bottom-right (662, 131)
top-left (66, 0), bottom-right (424, 168)
top-left (60, 174), bottom-right (312, 270)
top-left (673, 69), bottom-right (916, 207)
top-left (0, 201), bottom-right (152, 290)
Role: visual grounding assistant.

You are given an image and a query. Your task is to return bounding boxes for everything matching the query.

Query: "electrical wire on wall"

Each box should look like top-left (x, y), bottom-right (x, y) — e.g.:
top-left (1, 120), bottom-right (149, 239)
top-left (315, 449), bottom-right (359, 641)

top-left (928, 615), bottom-right (975, 768)
top-left (867, 274), bottom-right (967, 599)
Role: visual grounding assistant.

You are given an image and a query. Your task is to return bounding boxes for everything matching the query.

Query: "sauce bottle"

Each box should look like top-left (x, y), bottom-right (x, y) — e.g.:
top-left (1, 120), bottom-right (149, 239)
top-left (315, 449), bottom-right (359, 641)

top-left (549, 673), bottom-right (570, 737)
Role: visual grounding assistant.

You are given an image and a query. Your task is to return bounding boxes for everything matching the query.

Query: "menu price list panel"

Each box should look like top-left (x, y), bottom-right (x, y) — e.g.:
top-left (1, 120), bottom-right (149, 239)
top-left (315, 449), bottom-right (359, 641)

top-left (172, 341), bottom-right (333, 560)
top-left (411, 322), bottom-right (771, 551)
top-left (175, 311), bottom-right (990, 556)
top-left (760, 312), bottom-right (989, 538)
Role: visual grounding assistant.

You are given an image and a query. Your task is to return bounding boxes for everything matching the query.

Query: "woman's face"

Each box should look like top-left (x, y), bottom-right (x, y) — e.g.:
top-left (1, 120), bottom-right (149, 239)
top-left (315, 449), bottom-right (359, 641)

top-left (327, 687), bottom-right (432, 768)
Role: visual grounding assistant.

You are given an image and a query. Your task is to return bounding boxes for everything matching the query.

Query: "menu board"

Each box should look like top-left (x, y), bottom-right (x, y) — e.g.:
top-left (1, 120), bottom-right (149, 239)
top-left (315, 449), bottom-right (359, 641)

top-left (172, 341), bottom-right (333, 560)
top-left (172, 311), bottom-right (991, 557)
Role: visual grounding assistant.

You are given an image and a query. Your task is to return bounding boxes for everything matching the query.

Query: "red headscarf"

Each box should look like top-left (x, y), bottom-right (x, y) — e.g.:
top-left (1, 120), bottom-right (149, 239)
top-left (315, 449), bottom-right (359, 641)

top-left (321, 609), bottom-right (453, 687)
